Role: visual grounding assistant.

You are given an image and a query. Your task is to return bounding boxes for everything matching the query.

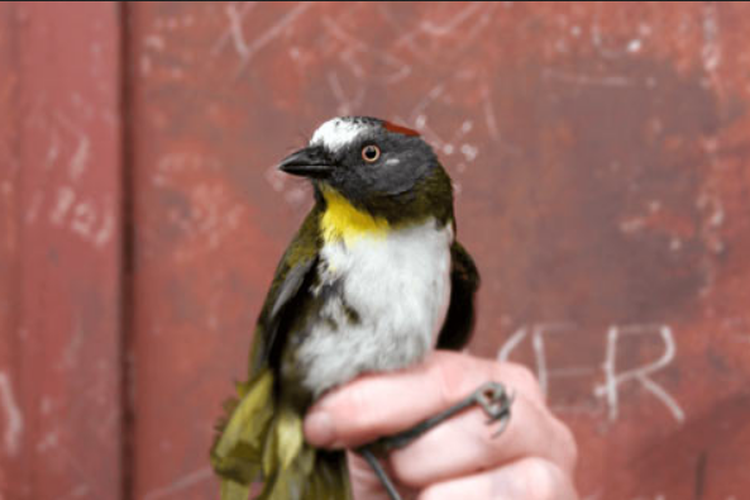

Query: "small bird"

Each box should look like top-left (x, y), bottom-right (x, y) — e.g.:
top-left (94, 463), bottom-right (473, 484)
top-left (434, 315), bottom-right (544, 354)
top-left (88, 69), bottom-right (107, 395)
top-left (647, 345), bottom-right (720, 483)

top-left (211, 116), bottom-right (510, 500)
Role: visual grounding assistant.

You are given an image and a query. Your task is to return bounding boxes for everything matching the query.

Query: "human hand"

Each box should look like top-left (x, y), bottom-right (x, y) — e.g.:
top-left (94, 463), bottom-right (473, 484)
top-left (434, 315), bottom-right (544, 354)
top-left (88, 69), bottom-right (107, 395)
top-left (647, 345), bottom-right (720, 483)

top-left (304, 350), bottom-right (579, 500)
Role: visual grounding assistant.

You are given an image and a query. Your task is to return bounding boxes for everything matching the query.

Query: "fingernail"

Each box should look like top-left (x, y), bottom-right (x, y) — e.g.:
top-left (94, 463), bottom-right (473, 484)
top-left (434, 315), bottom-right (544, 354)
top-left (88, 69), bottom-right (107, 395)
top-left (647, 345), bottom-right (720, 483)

top-left (305, 411), bottom-right (335, 446)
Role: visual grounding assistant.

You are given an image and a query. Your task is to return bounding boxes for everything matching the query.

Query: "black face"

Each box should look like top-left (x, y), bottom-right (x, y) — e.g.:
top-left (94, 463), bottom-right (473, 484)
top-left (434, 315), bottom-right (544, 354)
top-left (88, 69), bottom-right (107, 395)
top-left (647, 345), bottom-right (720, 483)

top-left (278, 117), bottom-right (452, 223)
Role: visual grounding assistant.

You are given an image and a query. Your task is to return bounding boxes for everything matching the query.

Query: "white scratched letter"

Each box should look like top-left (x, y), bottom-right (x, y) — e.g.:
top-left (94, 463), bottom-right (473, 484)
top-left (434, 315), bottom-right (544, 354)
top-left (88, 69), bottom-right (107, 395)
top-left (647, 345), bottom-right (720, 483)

top-left (595, 325), bottom-right (685, 423)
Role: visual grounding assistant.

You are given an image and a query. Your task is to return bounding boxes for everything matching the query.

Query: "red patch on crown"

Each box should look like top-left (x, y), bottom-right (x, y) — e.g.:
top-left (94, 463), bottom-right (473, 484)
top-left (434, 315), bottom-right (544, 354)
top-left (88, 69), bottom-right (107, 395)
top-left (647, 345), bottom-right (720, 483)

top-left (382, 121), bottom-right (420, 137)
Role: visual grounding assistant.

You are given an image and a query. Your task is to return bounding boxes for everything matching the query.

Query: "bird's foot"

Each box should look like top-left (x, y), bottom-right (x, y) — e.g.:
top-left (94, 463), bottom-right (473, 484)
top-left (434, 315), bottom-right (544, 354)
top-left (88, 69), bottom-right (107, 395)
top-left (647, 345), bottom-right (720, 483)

top-left (354, 381), bottom-right (514, 500)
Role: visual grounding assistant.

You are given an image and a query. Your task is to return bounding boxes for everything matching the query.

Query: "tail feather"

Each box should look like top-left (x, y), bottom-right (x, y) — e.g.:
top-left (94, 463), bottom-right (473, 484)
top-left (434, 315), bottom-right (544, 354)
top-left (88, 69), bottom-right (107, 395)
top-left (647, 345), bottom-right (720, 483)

top-left (258, 444), bottom-right (350, 500)
top-left (211, 369), bottom-right (351, 499)
top-left (220, 479), bottom-right (251, 500)
top-left (308, 451), bottom-right (351, 499)
top-left (211, 370), bottom-right (275, 484)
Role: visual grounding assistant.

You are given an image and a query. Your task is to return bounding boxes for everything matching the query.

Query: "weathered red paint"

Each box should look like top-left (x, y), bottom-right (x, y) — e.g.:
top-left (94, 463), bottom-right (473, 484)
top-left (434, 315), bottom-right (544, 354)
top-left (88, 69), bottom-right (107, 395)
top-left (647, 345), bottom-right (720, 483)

top-left (0, 3), bottom-right (123, 500)
top-left (127, 3), bottom-right (750, 499)
top-left (125, 2), bottom-right (750, 499)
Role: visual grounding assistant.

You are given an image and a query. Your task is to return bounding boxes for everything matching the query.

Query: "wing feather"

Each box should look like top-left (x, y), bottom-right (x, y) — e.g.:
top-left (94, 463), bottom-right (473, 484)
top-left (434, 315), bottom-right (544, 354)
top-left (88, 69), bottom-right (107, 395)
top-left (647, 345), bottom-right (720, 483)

top-left (436, 241), bottom-right (480, 351)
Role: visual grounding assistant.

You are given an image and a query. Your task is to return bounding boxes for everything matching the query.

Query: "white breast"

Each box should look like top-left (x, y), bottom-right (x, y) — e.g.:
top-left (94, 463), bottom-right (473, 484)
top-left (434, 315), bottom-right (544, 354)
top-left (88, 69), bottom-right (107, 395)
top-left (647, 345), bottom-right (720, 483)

top-left (298, 219), bottom-right (453, 396)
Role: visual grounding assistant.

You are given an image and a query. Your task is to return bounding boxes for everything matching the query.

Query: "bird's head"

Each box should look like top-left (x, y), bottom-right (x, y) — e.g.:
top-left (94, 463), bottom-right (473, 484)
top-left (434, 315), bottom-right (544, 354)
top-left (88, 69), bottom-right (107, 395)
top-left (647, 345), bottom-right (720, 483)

top-left (277, 116), bottom-right (454, 227)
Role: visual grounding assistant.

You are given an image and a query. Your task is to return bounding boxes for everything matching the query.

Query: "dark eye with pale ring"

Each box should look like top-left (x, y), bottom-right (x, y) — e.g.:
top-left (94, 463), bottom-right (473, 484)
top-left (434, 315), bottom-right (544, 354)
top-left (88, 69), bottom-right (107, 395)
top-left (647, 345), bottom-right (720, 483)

top-left (361, 145), bottom-right (381, 163)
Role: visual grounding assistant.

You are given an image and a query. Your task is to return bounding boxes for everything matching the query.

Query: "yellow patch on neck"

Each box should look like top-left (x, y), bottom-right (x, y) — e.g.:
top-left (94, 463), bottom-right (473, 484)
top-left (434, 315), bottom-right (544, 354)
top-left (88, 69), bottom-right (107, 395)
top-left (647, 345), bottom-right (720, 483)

top-left (320, 189), bottom-right (389, 245)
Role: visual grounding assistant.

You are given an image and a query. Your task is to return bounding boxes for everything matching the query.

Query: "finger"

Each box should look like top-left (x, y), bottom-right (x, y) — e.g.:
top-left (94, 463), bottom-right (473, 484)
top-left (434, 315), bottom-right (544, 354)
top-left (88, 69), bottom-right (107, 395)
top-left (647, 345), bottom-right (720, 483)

top-left (304, 351), bottom-right (545, 448)
top-left (388, 389), bottom-right (575, 488)
top-left (418, 457), bottom-right (579, 500)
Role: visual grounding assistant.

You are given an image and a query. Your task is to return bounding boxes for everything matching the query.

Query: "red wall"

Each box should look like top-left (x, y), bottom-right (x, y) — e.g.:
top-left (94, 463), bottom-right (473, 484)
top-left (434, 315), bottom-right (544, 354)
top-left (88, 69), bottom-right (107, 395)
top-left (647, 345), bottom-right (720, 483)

top-left (0, 3), bottom-right (124, 499)
top-left (2, 3), bottom-right (750, 500)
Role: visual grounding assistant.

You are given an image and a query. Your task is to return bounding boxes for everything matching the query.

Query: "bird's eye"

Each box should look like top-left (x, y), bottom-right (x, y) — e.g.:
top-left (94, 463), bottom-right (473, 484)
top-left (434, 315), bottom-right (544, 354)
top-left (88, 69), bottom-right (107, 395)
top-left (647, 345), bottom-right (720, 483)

top-left (361, 145), bottom-right (381, 163)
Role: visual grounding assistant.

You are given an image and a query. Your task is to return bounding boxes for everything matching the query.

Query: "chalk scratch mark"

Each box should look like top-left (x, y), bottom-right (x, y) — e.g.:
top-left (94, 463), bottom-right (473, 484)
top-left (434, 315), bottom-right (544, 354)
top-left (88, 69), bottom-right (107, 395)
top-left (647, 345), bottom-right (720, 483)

top-left (327, 71), bottom-right (366, 116)
top-left (481, 83), bottom-right (499, 141)
top-left (407, 83), bottom-right (447, 146)
top-left (543, 69), bottom-right (636, 88)
top-left (594, 325), bottom-right (685, 423)
top-left (322, 16), bottom-right (412, 85)
top-left (68, 135), bottom-right (91, 182)
top-left (701, 3), bottom-right (721, 75)
top-left (234, 3), bottom-right (313, 77)
top-left (50, 186), bottom-right (76, 226)
top-left (212, 3), bottom-right (256, 58)
top-left (143, 467), bottom-right (213, 500)
top-left (392, 3), bottom-right (497, 61)
top-left (418, 2), bottom-right (486, 38)
top-left (497, 326), bottom-right (527, 363)
top-left (59, 485), bottom-right (91, 500)
top-left (0, 372), bottom-right (23, 456)
top-left (56, 111), bottom-right (91, 181)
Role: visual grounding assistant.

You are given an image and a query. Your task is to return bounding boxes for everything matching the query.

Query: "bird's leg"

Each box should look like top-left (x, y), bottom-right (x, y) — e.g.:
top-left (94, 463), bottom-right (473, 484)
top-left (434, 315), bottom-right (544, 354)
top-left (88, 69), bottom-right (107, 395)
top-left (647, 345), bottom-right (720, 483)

top-left (354, 381), bottom-right (514, 500)
top-left (373, 381), bottom-right (515, 452)
top-left (357, 447), bottom-right (402, 500)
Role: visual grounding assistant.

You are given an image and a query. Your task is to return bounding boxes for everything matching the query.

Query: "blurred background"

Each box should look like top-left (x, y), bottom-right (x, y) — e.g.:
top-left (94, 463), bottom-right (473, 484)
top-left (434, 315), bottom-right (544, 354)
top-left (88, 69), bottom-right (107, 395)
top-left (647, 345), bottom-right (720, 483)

top-left (2, 2), bottom-right (750, 499)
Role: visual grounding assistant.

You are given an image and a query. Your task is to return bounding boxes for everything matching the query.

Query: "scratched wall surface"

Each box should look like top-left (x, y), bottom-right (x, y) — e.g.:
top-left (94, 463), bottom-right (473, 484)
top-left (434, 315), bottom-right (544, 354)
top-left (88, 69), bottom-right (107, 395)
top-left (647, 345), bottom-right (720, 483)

top-left (0, 3), bottom-right (124, 500)
top-left (126, 2), bottom-right (750, 500)
top-left (125, 3), bottom-right (750, 500)
top-left (3, 2), bottom-right (750, 500)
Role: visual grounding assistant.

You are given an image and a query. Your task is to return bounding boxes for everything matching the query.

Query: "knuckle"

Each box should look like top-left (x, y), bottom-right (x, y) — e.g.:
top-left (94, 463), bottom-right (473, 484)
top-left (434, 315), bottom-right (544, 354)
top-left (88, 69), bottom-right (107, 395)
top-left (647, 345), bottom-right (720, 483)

top-left (434, 353), bottom-right (476, 405)
top-left (498, 362), bottom-right (545, 403)
top-left (509, 363), bottom-right (541, 392)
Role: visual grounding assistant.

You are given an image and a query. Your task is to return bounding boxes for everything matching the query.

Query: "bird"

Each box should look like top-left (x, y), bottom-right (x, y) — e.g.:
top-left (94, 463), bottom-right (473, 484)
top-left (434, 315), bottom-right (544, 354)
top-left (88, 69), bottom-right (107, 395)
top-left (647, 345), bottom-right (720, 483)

top-left (210, 116), bottom-right (510, 500)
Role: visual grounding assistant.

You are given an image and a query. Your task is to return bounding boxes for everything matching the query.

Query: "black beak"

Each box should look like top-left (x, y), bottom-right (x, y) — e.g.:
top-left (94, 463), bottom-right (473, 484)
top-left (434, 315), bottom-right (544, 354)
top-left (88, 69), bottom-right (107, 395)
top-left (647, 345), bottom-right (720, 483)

top-left (277, 146), bottom-right (333, 179)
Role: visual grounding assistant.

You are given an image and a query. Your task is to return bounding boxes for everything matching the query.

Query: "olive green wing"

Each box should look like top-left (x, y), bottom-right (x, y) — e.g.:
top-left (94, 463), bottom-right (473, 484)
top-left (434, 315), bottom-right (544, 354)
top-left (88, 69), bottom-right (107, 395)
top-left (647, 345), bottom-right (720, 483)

top-left (212, 207), bottom-right (352, 500)
top-left (248, 206), bottom-right (322, 377)
top-left (436, 240), bottom-right (480, 351)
